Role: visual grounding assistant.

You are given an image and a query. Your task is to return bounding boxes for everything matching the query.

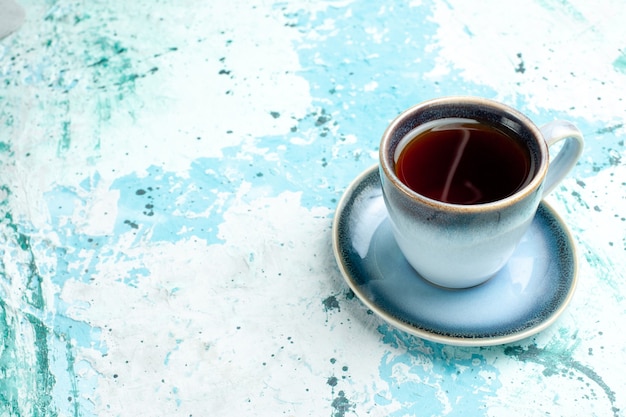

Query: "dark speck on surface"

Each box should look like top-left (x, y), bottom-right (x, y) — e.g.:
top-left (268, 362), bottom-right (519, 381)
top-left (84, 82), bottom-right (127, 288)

top-left (323, 295), bottom-right (340, 312)
top-left (515, 52), bottom-right (526, 74)
top-left (124, 220), bottom-right (139, 229)
top-left (331, 391), bottom-right (354, 417)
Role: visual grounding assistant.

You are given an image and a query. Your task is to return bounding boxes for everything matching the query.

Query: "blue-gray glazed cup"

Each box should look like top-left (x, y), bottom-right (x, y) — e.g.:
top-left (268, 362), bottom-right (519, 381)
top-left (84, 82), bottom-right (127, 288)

top-left (379, 96), bottom-right (583, 288)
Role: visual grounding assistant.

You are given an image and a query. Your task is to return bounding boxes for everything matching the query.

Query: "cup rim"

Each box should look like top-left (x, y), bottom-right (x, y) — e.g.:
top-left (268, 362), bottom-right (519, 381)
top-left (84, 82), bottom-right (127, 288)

top-left (379, 96), bottom-right (549, 212)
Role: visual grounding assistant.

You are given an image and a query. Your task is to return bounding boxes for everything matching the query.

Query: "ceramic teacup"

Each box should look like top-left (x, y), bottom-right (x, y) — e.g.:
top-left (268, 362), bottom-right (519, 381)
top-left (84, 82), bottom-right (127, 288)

top-left (379, 96), bottom-right (584, 288)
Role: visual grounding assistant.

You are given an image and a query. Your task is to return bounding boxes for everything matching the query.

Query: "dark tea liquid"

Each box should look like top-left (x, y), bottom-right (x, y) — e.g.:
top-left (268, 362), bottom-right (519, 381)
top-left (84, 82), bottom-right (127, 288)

top-left (395, 119), bottom-right (532, 204)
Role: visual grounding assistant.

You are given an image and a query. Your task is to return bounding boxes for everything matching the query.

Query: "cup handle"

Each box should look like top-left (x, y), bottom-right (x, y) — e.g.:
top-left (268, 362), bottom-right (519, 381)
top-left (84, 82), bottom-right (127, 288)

top-left (539, 120), bottom-right (584, 197)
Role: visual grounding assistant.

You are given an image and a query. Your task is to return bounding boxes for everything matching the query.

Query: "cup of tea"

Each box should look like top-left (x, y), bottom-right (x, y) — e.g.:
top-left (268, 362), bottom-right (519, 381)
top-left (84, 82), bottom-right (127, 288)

top-left (379, 96), bottom-right (584, 289)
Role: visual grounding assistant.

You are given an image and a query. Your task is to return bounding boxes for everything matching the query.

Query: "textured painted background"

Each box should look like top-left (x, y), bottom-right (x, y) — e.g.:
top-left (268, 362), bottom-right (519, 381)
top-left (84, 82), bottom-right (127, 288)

top-left (0, 0), bottom-right (625, 416)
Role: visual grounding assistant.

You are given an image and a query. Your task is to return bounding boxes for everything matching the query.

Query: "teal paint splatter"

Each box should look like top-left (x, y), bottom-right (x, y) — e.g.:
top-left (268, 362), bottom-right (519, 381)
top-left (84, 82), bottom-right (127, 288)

top-left (578, 242), bottom-right (624, 302)
top-left (62, 341), bottom-right (87, 417)
top-left (25, 312), bottom-right (57, 417)
top-left (504, 343), bottom-right (620, 417)
top-left (613, 52), bottom-right (626, 74)
top-left (596, 123), bottom-right (624, 135)
top-left (535, 0), bottom-right (586, 21)
top-left (2, 211), bottom-right (46, 311)
top-left (0, 301), bottom-right (23, 416)
top-left (1, 2), bottom-right (165, 166)
top-left (325, 361), bottom-right (356, 417)
top-left (1, 186), bottom-right (91, 416)
top-left (58, 120), bottom-right (71, 155)
top-left (377, 325), bottom-right (501, 416)
top-left (0, 142), bottom-right (12, 154)
top-left (0, 203), bottom-right (59, 416)
top-left (330, 390), bottom-right (355, 417)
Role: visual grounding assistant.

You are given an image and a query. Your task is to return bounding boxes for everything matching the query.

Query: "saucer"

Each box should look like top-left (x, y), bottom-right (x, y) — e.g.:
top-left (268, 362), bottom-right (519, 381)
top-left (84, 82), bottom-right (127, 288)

top-left (332, 165), bottom-right (578, 346)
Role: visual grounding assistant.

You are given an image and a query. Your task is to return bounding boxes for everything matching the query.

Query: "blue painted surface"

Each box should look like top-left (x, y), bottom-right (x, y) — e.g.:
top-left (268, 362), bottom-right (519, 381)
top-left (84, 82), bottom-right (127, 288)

top-left (0, 0), bottom-right (625, 416)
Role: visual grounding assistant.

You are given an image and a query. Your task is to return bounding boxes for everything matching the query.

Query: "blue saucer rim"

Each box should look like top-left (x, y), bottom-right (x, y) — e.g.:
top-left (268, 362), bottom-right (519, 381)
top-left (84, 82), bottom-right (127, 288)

top-left (332, 164), bottom-right (578, 347)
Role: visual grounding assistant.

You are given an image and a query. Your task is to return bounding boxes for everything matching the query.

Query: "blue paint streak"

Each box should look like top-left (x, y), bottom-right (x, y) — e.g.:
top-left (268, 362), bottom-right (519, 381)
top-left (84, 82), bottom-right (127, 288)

top-left (377, 325), bottom-right (501, 416)
top-left (110, 163), bottom-right (230, 243)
